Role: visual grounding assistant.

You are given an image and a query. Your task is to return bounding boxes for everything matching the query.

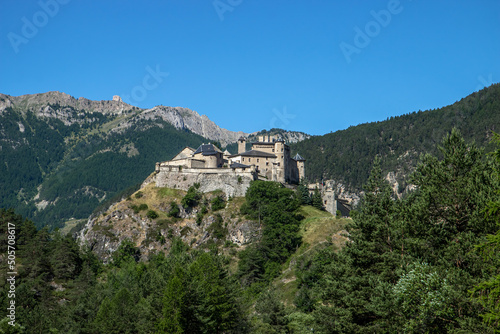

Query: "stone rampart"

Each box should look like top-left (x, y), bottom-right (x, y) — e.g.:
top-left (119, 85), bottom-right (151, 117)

top-left (155, 166), bottom-right (257, 197)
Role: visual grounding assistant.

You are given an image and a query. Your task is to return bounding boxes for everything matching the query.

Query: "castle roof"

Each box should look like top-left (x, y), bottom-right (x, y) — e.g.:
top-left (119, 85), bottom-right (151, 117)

top-left (230, 162), bottom-right (251, 169)
top-left (293, 153), bottom-right (306, 161)
top-left (229, 150), bottom-right (277, 158)
top-left (193, 143), bottom-right (222, 156)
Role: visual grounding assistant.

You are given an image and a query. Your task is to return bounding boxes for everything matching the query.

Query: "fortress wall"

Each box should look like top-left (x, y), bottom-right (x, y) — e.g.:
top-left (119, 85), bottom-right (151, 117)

top-left (155, 167), bottom-right (257, 197)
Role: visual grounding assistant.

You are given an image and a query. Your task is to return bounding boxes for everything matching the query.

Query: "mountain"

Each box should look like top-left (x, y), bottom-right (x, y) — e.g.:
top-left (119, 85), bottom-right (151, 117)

top-left (3, 84), bottom-right (498, 230)
top-left (0, 91), bottom-right (311, 230)
top-left (0, 91), bottom-right (246, 145)
top-left (0, 92), bottom-right (234, 229)
top-left (291, 83), bottom-right (500, 191)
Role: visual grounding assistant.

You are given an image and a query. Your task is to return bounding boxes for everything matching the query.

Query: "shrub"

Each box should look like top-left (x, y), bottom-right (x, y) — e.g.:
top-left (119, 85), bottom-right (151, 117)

top-left (156, 233), bottom-right (166, 245)
top-left (167, 201), bottom-right (180, 218)
top-left (182, 186), bottom-right (202, 209)
top-left (131, 203), bottom-right (148, 213)
top-left (146, 210), bottom-right (158, 219)
top-left (211, 196), bottom-right (226, 211)
top-left (156, 219), bottom-right (171, 229)
top-left (134, 191), bottom-right (144, 199)
top-left (196, 212), bottom-right (204, 226)
top-left (208, 213), bottom-right (227, 240)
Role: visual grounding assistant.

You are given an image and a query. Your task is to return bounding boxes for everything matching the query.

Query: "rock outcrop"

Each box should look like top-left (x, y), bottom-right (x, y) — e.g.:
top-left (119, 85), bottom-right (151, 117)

top-left (77, 184), bottom-right (261, 263)
top-left (0, 92), bottom-right (311, 146)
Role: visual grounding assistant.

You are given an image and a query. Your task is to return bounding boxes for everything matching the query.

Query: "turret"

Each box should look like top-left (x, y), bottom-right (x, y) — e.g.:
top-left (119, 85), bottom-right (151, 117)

top-left (238, 137), bottom-right (246, 154)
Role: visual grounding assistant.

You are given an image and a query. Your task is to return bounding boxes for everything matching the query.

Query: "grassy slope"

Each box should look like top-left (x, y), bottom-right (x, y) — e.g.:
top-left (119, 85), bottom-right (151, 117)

top-left (274, 206), bottom-right (351, 305)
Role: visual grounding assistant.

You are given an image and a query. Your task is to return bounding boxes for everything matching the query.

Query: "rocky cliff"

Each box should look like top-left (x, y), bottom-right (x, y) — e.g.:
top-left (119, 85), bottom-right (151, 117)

top-left (77, 183), bottom-right (260, 263)
top-left (0, 92), bottom-right (249, 145)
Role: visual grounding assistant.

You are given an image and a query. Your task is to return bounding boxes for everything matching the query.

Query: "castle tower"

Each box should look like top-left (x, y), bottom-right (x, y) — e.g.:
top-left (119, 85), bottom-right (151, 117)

top-left (238, 137), bottom-right (246, 154)
top-left (293, 153), bottom-right (306, 181)
top-left (274, 140), bottom-right (286, 183)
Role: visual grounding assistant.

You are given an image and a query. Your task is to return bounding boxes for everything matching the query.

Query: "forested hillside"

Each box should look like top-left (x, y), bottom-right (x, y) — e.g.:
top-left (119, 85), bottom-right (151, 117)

top-left (0, 97), bottom-right (206, 230)
top-left (291, 83), bottom-right (500, 190)
top-left (2, 129), bottom-right (500, 333)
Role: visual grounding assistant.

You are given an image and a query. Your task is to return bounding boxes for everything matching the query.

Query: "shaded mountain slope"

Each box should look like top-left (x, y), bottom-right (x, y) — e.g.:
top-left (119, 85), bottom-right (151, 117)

top-left (291, 83), bottom-right (500, 190)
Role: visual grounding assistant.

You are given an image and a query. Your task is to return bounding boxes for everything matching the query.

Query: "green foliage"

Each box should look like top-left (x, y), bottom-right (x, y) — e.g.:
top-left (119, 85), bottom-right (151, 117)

top-left (181, 186), bottom-right (202, 209)
top-left (238, 181), bottom-right (302, 287)
top-left (0, 104), bottom-right (206, 230)
top-left (254, 290), bottom-right (289, 333)
top-left (291, 83), bottom-right (500, 189)
top-left (196, 212), bottom-right (204, 226)
top-left (112, 239), bottom-right (140, 267)
top-left (311, 187), bottom-right (323, 211)
top-left (167, 201), bottom-right (180, 218)
top-left (134, 191), bottom-right (144, 199)
top-left (292, 130), bottom-right (499, 333)
top-left (157, 251), bottom-right (247, 333)
top-left (393, 262), bottom-right (454, 332)
top-left (146, 209), bottom-right (158, 219)
top-left (296, 180), bottom-right (311, 206)
top-left (211, 195), bottom-right (226, 211)
top-left (208, 213), bottom-right (227, 240)
top-left (472, 132), bottom-right (500, 329)
top-left (131, 203), bottom-right (148, 214)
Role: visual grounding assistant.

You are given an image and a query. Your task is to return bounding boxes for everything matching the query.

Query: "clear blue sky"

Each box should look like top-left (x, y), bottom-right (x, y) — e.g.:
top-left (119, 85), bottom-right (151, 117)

top-left (1, 1), bottom-right (499, 135)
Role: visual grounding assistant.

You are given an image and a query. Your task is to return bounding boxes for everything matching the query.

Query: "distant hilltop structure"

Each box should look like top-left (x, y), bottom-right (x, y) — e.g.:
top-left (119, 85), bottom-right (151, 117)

top-left (151, 134), bottom-right (306, 197)
top-left (231, 134), bottom-right (305, 183)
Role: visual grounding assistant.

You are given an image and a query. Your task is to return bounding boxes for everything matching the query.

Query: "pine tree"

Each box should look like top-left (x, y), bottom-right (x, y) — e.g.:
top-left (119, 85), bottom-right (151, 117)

top-left (311, 187), bottom-right (323, 210)
top-left (296, 179), bottom-right (311, 205)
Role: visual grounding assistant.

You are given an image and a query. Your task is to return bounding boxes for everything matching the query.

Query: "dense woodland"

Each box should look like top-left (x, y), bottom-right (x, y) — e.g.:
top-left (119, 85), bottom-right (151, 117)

top-left (2, 129), bottom-right (500, 333)
top-left (0, 107), bottom-right (205, 230)
top-left (291, 83), bottom-right (500, 190)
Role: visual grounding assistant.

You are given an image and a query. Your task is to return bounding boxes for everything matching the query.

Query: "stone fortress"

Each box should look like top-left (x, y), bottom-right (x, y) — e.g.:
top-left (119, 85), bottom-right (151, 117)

top-left (151, 134), bottom-right (349, 216)
top-left (153, 135), bottom-right (305, 197)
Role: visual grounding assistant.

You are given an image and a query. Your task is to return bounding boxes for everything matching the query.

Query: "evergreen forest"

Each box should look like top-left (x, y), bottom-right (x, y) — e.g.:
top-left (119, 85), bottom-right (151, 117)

top-left (2, 129), bottom-right (500, 333)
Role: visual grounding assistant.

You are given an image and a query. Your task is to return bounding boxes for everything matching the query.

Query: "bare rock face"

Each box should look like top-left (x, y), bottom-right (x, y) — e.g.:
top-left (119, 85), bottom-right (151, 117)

top-left (280, 131), bottom-right (310, 143)
top-left (229, 220), bottom-right (260, 245)
top-left (133, 106), bottom-right (248, 146)
top-left (77, 184), bottom-right (261, 263)
top-left (0, 94), bottom-right (13, 115)
top-left (385, 172), bottom-right (399, 196)
top-left (1, 91), bottom-right (311, 147)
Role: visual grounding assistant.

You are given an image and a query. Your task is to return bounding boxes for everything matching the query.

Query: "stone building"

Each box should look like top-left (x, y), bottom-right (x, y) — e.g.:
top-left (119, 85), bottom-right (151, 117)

top-left (153, 137), bottom-right (306, 197)
top-left (229, 135), bottom-right (305, 184)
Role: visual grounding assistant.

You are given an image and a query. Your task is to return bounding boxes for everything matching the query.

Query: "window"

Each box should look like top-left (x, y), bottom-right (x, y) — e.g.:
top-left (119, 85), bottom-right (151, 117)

top-left (249, 158), bottom-right (251, 162)
top-left (272, 149), bottom-right (275, 152)
top-left (281, 148), bottom-right (283, 152)
top-left (257, 159), bottom-right (259, 162)
top-left (266, 162), bottom-right (269, 166)
top-left (242, 158), bottom-right (244, 162)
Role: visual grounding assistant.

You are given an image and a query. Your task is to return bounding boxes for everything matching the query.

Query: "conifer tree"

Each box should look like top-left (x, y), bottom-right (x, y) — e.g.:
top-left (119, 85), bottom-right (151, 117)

top-left (311, 187), bottom-right (323, 210)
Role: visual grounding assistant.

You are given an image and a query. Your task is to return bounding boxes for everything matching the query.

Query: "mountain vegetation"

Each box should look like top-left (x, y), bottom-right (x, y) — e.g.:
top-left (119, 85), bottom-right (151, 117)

top-left (291, 83), bottom-right (500, 191)
top-left (0, 94), bottom-right (208, 230)
top-left (0, 92), bottom-right (311, 231)
top-left (2, 128), bottom-right (500, 332)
